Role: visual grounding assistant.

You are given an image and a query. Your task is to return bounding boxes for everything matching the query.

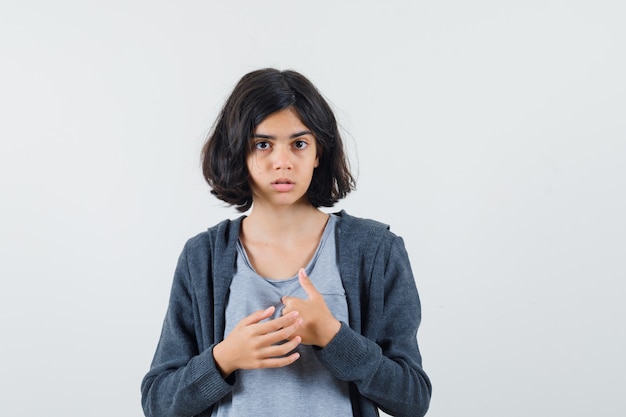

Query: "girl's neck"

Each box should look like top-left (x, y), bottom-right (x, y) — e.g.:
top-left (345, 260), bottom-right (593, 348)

top-left (243, 203), bottom-right (328, 242)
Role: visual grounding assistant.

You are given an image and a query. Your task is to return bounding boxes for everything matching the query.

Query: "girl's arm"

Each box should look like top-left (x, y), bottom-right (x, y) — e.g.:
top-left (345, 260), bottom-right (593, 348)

top-left (141, 241), bottom-right (305, 417)
top-left (140, 243), bottom-right (232, 417)
top-left (315, 236), bottom-right (432, 417)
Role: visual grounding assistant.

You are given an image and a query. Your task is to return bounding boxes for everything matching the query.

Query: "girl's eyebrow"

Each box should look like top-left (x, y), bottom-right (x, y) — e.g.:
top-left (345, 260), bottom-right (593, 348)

top-left (252, 130), bottom-right (313, 140)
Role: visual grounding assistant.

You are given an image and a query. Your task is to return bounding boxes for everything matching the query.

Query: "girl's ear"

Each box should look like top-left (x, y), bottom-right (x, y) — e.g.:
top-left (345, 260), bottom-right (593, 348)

top-left (315, 146), bottom-right (321, 168)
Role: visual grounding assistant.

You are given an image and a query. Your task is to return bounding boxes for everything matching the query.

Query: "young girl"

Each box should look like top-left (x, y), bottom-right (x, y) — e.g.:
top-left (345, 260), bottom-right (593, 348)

top-left (141, 69), bottom-right (432, 417)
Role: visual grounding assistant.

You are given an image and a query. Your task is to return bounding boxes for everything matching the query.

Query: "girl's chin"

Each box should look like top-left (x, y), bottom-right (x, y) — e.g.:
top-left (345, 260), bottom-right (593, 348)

top-left (252, 196), bottom-right (312, 210)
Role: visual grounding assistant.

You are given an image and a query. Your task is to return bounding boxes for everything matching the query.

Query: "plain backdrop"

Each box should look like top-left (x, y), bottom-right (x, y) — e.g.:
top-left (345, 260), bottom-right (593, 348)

top-left (1, 1), bottom-right (625, 416)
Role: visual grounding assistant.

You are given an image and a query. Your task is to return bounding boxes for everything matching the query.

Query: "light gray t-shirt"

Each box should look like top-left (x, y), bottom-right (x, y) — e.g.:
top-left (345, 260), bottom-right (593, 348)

top-left (211, 215), bottom-right (353, 417)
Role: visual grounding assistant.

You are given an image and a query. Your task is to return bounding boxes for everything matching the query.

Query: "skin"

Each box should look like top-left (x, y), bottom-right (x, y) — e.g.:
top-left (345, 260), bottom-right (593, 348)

top-left (246, 106), bottom-right (319, 210)
top-left (212, 107), bottom-right (341, 378)
top-left (282, 268), bottom-right (342, 347)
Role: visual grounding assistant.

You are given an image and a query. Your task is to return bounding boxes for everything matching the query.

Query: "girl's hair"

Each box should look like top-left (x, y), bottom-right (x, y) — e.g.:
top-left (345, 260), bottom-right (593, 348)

top-left (201, 68), bottom-right (355, 212)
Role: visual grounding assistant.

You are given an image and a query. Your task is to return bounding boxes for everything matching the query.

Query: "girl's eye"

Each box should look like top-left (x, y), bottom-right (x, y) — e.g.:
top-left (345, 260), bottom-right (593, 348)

top-left (255, 141), bottom-right (270, 150)
top-left (294, 140), bottom-right (308, 150)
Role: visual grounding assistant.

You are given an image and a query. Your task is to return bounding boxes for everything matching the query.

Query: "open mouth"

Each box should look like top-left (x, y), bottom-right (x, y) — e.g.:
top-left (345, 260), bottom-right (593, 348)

top-left (272, 178), bottom-right (294, 185)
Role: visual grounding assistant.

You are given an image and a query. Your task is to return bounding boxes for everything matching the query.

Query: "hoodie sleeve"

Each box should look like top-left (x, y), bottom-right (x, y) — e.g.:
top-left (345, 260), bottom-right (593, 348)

top-left (140, 241), bottom-right (233, 417)
top-left (315, 234), bottom-right (432, 417)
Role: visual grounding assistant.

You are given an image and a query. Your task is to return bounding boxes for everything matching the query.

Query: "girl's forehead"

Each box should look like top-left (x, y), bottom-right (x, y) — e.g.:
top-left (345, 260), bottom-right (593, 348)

top-left (254, 108), bottom-right (310, 136)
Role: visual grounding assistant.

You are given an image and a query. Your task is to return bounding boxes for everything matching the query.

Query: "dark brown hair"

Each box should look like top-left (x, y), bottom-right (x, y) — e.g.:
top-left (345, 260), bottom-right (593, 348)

top-left (201, 68), bottom-right (355, 212)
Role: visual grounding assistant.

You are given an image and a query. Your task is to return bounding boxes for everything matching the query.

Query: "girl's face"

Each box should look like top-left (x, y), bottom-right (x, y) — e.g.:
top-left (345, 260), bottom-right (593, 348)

top-left (246, 107), bottom-right (319, 209)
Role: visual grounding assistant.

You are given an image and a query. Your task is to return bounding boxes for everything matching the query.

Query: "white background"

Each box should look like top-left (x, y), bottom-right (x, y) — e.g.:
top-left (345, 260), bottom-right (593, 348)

top-left (1, 1), bottom-right (625, 416)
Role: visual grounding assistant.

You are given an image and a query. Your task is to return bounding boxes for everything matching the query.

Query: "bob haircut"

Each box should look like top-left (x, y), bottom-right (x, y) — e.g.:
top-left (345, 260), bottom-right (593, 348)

top-left (201, 68), bottom-right (355, 212)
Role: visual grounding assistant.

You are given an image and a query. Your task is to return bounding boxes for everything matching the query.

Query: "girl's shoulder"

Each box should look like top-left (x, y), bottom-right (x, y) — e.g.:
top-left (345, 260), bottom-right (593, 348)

top-left (334, 210), bottom-right (392, 234)
top-left (333, 210), bottom-right (401, 248)
top-left (183, 215), bottom-right (245, 254)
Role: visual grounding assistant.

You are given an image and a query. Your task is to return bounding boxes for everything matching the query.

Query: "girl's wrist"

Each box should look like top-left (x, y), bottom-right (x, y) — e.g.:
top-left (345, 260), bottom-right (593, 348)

top-left (212, 342), bottom-right (235, 377)
top-left (318, 318), bottom-right (341, 348)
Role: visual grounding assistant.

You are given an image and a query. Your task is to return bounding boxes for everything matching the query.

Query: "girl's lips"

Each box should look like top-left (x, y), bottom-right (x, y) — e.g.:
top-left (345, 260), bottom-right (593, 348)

top-left (272, 179), bottom-right (295, 192)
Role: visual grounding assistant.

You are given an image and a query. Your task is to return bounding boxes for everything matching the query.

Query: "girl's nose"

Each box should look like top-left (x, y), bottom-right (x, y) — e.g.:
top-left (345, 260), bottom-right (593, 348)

top-left (272, 146), bottom-right (292, 170)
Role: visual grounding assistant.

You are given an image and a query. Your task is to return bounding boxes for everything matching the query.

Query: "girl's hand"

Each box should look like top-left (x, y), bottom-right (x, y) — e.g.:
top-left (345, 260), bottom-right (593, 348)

top-left (281, 268), bottom-right (341, 348)
top-left (212, 306), bottom-right (302, 377)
